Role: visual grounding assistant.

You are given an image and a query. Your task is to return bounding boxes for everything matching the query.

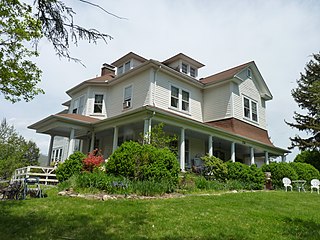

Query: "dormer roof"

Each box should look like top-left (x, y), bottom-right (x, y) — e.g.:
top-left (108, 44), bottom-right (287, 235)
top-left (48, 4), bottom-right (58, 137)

top-left (162, 53), bottom-right (205, 68)
top-left (111, 52), bottom-right (147, 67)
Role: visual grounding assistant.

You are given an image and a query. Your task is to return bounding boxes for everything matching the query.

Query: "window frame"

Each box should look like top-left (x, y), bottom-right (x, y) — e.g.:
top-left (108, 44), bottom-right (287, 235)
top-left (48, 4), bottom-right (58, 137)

top-left (123, 84), bottom-right (133, 110)
top-left (243, 96), bottom-right (258, 123)
top-left (169, 84), bottom-right (190, 113)
top-left (72, 95), bottom-right (86, 114)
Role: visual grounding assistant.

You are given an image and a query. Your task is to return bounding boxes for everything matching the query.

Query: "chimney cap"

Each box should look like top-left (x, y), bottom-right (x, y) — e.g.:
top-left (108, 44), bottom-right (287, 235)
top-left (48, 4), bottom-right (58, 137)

top-left (102, 63), bottom-right (115, 69)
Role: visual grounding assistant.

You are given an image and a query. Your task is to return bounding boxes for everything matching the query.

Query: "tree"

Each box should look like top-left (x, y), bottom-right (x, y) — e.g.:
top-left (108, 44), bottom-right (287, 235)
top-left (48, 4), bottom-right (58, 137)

top-left (0, 119), bottom-right (40, 179)
top-left (294, 150), bottom-right (320, 172)
top-left (286, 52), bottom-right (320, 151)
top-left (1, 0), bottom-right (119, 103)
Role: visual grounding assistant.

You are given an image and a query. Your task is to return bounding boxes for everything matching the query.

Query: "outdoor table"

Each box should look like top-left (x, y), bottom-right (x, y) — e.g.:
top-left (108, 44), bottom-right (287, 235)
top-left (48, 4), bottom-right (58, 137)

top-left (292, 180), bottom-right (306, 192)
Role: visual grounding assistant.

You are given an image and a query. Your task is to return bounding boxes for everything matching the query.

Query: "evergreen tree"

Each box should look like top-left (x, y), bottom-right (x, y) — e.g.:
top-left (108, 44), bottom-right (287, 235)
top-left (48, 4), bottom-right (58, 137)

top-left (286, 52), bottom-right (320, 151)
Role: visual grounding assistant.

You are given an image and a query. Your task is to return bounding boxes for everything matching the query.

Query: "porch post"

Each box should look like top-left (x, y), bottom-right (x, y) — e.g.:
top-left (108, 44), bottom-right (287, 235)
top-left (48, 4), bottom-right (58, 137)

top-left (231, 142), bottom-right (236, 163)
top-left (112, 126), bottom-right (119, 153)
top-left (90, 131), bottom-right (95, 152)
top-left (250, 147), bottom-right (255, 165)
top-left (180, 128), bottom-right (185, 172)
top-left (47, 135), bottom-right (55, 166)
top-left (265, 151), bottom-right (269, 165)
top-left (143, 119), bottom-right (152, 144)
top-left (67, 128), bottom-right (75, 157)
top-left (281, 155), bottom-right (286, 162)
top-left (208, 135), bottom-right (213, 157)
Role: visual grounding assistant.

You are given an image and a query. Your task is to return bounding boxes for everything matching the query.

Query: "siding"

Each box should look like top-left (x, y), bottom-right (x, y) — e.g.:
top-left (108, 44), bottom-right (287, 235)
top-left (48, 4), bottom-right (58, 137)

top-left (154, 71), bottom-right (203, 122)
top-left (233, 73), bottom-right (267, 129)
top-left (203, 82), bottom-right (232, 122)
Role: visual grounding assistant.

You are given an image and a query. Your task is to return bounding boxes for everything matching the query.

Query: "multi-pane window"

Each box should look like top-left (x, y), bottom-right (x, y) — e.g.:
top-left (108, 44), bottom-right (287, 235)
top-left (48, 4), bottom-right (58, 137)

top-left (117, 65), bottom-right (123, 75)
top-left (72, 98), bottom-right (79, 114)
top-left (182, 90), bottom-right (189, 111)
top-left (94, 94), bottom-right (103, 113)
top-left (170, 85), bottom-right (190, 112)
top-left (190, 67), bottom-right (196, 77)
top-left (51, 148), bottom-right (63, 162)
top-left (243, 96), bottom-right (258, 122)
top-left (123, 85), bottom-right (132, 109)
top-left (171, 86), bottom-right (179, 108)
top-left (124, 61), bottom-right (131, 72)
top-left (181, 63), bottom-right (188, 74)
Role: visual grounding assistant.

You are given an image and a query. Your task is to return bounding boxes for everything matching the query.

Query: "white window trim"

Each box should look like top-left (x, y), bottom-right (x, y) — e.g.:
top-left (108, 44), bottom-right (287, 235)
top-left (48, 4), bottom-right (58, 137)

top-left (123, 84), bottom-right (133, 110)
top-left (71, 94), bottom-right (86, 115)
top-left (169, 84), bottom-right (191, 114)
top-left (92, 92), bottom-right (105, 115)
top-left (179, 61), bottom-right (198, 78)
top-left (117, 60), bottom-right (132, 75)
top-left (243, 96), bottom-right (258, 123)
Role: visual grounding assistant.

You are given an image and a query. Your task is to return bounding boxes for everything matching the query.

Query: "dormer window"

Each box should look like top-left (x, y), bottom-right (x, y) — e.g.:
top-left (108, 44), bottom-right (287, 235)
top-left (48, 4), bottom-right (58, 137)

top-left (117, 65), bottom-right (123, 75)
top-left (180, 62), bottom-right (198, 78)
top-left (182, 63), bottom-right (188, 74)
top-left (247, 69), bottom-right (252, 78)
top-left (117, 61), bottom-right (132, 75)
top-left (124, 61), bottom-right (131, 72)
top-left (190, 67), bottom-right (196, 77)
top-left (243, 96), bottom-right (258, 122)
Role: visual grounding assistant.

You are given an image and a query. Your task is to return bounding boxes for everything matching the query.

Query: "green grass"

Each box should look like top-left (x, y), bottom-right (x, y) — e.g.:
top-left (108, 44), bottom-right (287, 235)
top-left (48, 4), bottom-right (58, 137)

top-left (1, 189), bottom-right (320, 239)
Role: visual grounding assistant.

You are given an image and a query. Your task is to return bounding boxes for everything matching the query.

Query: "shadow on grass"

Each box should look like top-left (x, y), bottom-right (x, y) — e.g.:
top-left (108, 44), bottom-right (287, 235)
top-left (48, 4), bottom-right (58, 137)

top-left (282, 217), bottom-right (320, 240)
top-left (0, 199), bottom-right (149, 240)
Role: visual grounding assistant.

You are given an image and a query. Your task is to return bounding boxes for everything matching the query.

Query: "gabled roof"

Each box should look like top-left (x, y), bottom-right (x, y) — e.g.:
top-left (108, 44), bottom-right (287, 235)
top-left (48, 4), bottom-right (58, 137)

top-left (200, 61), bottom-right (253, 84)
top-left (162, 53), bottom-right (205, 68)
top-left (111, 52), bottom-right (147, 66)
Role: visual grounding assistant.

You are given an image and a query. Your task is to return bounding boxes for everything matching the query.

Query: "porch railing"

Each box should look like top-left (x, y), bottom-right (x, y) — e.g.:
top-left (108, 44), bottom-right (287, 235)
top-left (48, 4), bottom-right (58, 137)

top-left (12, 166), bottom-right (59, 185)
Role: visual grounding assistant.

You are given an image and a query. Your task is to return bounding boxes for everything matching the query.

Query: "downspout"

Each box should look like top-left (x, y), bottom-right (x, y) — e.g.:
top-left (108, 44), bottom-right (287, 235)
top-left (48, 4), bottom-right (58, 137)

top-left (152, 65), bottom-right (161, 106)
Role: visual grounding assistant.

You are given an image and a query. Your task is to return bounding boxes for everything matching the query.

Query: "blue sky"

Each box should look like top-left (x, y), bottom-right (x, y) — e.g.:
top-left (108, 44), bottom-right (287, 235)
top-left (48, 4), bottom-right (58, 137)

top-left (1, 0), bottom-right (320, 161)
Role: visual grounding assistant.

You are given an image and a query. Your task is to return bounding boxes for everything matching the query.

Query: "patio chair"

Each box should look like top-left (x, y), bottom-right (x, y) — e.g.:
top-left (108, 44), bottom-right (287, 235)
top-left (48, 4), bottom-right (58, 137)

top-left (24, 177), bottom-right (42, 199)
top-left (282, 177), bottom-right (293, 192)
top-left (311, 179), bottom-right (320, 194)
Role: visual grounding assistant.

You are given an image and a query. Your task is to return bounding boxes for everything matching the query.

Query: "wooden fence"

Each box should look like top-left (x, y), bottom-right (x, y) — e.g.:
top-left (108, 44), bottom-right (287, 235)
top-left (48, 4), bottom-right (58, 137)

top-left (12, 166), bottom-right (58, 185)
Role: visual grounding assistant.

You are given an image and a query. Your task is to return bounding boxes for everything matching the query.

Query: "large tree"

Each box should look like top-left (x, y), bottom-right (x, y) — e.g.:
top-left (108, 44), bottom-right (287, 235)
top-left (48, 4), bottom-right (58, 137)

top-left (286, 52), bottom-right (320, 151)
top-left (0, 0), bottom-right (117, 103)
top-left (0, 119), bottom-right (40, 179)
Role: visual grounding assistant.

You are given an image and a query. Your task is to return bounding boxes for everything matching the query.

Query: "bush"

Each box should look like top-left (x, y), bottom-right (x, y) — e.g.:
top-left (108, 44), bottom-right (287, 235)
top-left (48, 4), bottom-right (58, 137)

top-left (83, 149), bottom-right (104, 172)
top-left (56, 151), bottom-right (86, 182)
top-left (226, 162), bottom-right (265, 190)
top-left (131, 179), bottom-right (175, 196)
top-left (106, 141), bottom-right (179, 185)
top-left (201, 155), bottom-right (228, 181)
top-left (289, 162), bottom-right (320, 184)
top-left (294, 150), bottom-right (320, 172)
top-left (262, 162), bottom-right (298, 189)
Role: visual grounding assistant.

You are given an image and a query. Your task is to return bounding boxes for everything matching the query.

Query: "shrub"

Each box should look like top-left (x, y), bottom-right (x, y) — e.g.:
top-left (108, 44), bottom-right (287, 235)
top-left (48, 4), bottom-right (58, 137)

top-left (262, 162), bottom-right (298, 189)
top-left (294, 150), bottom-right (320, 172)
top-left (131, 179), bottom-right (174, 196)
top-left (106, 141), bottom-right (179, 185)
top-left (56, 151), bottom-right (86, 182)
top-left (83, 149), bottom-right (104, 172)
top-left (289, 162), bottom-right (320, 184)
top-left (201, 155), bottom-right (228, 181)
top-left (226, 162), bottom-right (265, 190)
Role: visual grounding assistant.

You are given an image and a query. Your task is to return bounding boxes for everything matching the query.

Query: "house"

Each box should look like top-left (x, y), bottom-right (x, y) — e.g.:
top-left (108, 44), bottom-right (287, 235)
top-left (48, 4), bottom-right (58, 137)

top-left (29, 52), bottom-right (290, 170)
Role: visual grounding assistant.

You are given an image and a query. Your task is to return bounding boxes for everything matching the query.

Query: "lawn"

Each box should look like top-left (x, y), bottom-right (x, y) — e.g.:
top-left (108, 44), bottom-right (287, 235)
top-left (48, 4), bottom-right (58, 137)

top-left (0, 190), bottom-right (320, 240)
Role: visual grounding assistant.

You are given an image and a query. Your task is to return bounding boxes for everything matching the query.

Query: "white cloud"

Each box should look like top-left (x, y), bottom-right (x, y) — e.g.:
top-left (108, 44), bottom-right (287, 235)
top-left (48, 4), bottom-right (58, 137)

top-left (1, 0), bottom-right (319, 160)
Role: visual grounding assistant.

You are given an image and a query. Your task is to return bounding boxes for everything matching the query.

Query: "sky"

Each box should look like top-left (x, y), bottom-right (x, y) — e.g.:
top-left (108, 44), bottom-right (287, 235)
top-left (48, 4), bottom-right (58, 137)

top-left (1, 0), bottom-right (320, 162)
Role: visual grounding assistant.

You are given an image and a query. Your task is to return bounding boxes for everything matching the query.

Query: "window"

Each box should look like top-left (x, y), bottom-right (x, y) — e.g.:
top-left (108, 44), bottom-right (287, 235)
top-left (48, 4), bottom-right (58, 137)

top-left (72, 99), bottom-right (79, 113)
top-left (124, 61), bottom-right (131, 72)
top-left (181, 63), bottom-right (188, 74)
top-left (51, 148), bottom-right (63, 162)
top-left (118, 65), bottom-right (123, 75)
top-left (171, 86), bottom-right (179, 108)
top-left (247, 69), bottom-right (252, 78)
top-left (72, 95), bottom-right (86, 114)
top-left (78, 95), bottom-right (85, 115)
top-left (182, 90), bottom-right (189, 111)
top-left (190, 67), bottom-right (196, 77)
top-left (243, 96), bottom-right (258, 122)
top-left (123, 85), bottom-right (132, 109)
top-left (170, 85), bottom-right (190, 113)
top-left (94, 94), bottom-right (103, 113)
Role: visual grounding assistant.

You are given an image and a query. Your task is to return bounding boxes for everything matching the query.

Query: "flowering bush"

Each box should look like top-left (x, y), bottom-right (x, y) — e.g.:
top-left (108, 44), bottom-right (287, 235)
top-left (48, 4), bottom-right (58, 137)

top-left (83, 149), bottom-right (105, 172)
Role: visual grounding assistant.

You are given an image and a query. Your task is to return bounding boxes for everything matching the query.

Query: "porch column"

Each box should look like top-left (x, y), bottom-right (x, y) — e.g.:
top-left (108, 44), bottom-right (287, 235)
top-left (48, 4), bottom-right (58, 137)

top-left (90, 131), bottom-right (95, 152)
top-left (250, 147), bottom-right (255, 165)
top-left (208, 135), bottom-right (213, 157)
top-left (281, 155), bottom-right (286, 162)
top-left (112, 126), bottom-right (119, 153)
top-left (143, 118), bottom-right (152, 144)
top-left (180, 128), bottom-right (185, 172)
top-left (47, 135), bottom-right (55, 166)
top-left (265, 151), bottom-right (269, 165)
top-left (67, 128), bottom-right (75, 157)
top-left (231, 142), bottom-right (236, 163)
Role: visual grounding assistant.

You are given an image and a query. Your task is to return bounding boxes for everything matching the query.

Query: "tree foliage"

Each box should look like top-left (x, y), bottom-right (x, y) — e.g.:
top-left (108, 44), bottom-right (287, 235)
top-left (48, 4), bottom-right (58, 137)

top-left (294, 150), bottom-right (320, 172)
top-left (0, 118), bottom-right (40, 179)
top-left (286, 52), bottom-right (320, 151)
top-left (1, 0), bottom-right (116, 103)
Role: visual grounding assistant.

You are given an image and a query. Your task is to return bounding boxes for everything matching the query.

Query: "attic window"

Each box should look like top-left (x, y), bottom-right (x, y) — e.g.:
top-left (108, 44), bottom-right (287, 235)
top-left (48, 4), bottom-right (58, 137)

top-left (124, 61), bottom-right (131, 72)
top-left (247, 69), bottom-right (252, 78)
top-left (181, 63), bottom-right (188, 74)
top-left (190, 67), bottom-right (196, 77)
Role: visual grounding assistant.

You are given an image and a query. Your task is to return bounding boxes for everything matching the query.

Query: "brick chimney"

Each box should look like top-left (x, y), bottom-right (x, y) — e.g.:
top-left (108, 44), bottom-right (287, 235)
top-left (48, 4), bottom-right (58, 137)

top-left (101, 63), bottom-right (115, 76)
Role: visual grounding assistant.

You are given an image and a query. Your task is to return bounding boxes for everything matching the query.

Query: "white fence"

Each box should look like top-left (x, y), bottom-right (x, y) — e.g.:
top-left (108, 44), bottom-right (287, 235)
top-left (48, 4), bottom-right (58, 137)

top-left (12, 166), bottom-right (58, 185)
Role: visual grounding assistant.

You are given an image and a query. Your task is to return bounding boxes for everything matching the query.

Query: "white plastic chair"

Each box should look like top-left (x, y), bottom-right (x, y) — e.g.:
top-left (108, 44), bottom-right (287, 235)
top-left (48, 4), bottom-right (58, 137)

top-left (311, 179), bottom-right (320, 194)
top-left (282, 177), bottom-right (293, 192)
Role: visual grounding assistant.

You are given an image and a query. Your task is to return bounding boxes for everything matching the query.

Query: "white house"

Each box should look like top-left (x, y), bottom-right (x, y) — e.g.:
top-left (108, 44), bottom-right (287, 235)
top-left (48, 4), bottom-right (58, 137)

top-left (29, 52), bottom-right (289, 170)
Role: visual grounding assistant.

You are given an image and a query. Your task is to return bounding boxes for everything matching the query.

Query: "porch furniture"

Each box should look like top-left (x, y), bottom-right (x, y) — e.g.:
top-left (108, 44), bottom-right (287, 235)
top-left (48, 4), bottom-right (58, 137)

top-left (23, 177), bottom-right (42, 199)
top-left (1, 181), bottom-right (24, 200)
top-left (311, 179), bottom-right (320, 194)
top-left (292, 180), bottom-right (306, 192)
top-left (282, 177), bottom-right (293, 192)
